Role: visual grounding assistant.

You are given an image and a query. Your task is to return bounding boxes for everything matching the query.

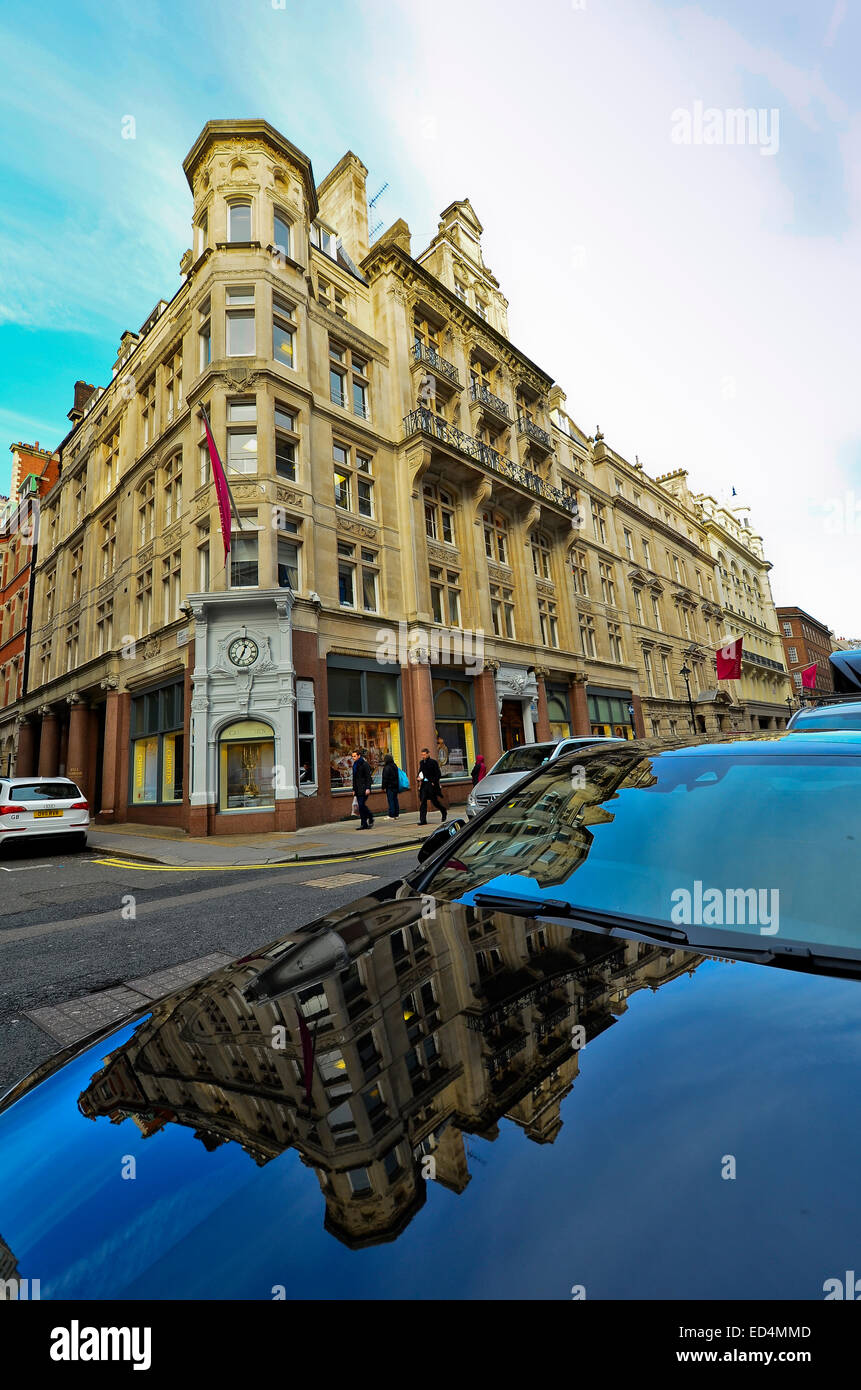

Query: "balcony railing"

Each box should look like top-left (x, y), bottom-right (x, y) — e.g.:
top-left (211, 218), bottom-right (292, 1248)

top-left (412, 341), bottom-right (460, 385)
top-left (741, 651), bottom-right (786, 674)
top-left (403, 408), bottom-right (578, 517)
top-left (469, 382), bottom-right (511, 421)
top-left (517, 416), bottom-right (552, 450)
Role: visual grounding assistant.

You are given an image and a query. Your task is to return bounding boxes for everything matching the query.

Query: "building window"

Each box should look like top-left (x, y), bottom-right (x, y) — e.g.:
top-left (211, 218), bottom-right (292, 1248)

top-left (163, 453), bottom-right (182, 528)
top-left (273, 294), bottom-right (296, 368)
top-left (65, 620), bottom-right (79, 673)
top-left (793, 671), bottom-right (802, 688)
top-left (660, 652), bottom-right (672, 697)
top-left (651, 594), bottom-right (662, 631)
top-left (632, 587), bottom-right (644, 623)
top-left (227, 398), bottom-right (257, 474)
top-left (591, 500), bottom-right (607, 545)
top-left (164, 349), bottom-right (182, 423)
top-left (197, 526), bottom-right (210, 590)
top-left (311, 221), bottom-right (337, 257)
top-left (669, 719), bottom-right (678, 736)
top-left (337, 542), bottom-right (378, 611)
top-left (788, 646), bottom-right (798, 664)
top-left (681, 605), bottom-right (693, 639)
top-left (333, 442), bottom-right (374, 517)
top-left (141, 380), bottom-right (156, 446)
top-left (531, 531), bottom-right (553, 580)
top-left (275, 404), bottom-right (298, 480)
top-left (429, 566), bottom-right (461, 626)
top-left (423, 483), bottom-right (455, 545)
top-left (623, 528), bottom-right (634, 560)
top-left (194, 210), bottom-right (208, 258)
top-left (136, 566), bottom-right (153, 635)
top-left (137, 477), bottom-right (155, 548)
top-left (296, 682), bottom-right (316, 787)
top-left (782, 621), bottom-right (793, 637)
top-left (571, 548), bottom-right (589, 596)
top-left (642, 538), bottom-right (651, 568)
top-left (103, 430), bottom-right (120, 497)
top-left (546, 686), bottom-right (572, 739)
top-left (230, 522), bottom-right (259, 587)
top-left (219, 719), bottom-right (275, 812)
top-left (40, 639), bottom-right (51, 684)
top-left (226, 306), bottom-right (255, 357)
top-left (198, 298), bottom-right (211, 371)
top-left (161, 549), bottom-right (182, 624)
top-left (490, 582), bottom-right (515, 638)
top-left (228, 201), bottom-right (252, 242)
top-left (483, 511), bottom-right (509, 565)
top-left (598, 561), bottom-right (616, 605)
top-left (433, 676), bottom-right (476, 781)
top-left (643, 649), bottom-right (655, 695)
top-left (327, 660), bottom-right (402, 791)
top-left (475, 296), bottom-right (488, 320)
top-left (454, 278), bottom-right (468, 303)
top-left (651, 718), bottom-right (661, 737)
top-left (579, 612), bottom-right (596, 658)
top-left (329, 342), bottom-right (370, 420)
top-left (608, 620), bottom-right (623, 662)
top-left (538, 597), bottom-right (559, 648)
top-left (696, 570), bottom-right (704, 595)
top-left (273, 210), bottom-right (291, 259)
top-left (73, 469), bottom-right (87, 528)
top-left (70, 543), bottom-right (85, 600)
top-left (318, 277), bottom-right (348, 318)
top-left (277, 518), bottom-right (300, 590)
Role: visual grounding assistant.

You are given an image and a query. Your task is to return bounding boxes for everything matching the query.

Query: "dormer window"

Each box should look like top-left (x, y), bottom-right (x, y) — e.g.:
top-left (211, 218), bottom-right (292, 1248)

top-left (311, 222), bottom-right (337, 258)
top-left (475, 296), bottom-right (488, 320)
top-left (228, 201), bottom-right (252, 242)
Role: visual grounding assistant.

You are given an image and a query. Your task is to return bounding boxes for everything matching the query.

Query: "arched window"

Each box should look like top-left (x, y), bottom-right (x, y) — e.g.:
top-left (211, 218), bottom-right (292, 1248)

top-left (219, 719), bottom-right (275, 811)
top-left (432, 678), bottom-right (475, 781)
top-left (228, 201), bottom-right (252, 243)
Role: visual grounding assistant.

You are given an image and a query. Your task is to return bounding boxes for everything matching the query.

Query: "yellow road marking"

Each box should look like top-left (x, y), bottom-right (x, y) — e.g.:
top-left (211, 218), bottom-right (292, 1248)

top-left (91, 845), bottom-right (420, 872)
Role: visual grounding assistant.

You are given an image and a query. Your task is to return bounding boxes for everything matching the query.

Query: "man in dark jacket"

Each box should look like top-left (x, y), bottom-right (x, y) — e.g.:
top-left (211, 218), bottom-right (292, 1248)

top-left (351, 749), bottom-right (374, 829)
top-left (417, 747), bottom-right (447, 825)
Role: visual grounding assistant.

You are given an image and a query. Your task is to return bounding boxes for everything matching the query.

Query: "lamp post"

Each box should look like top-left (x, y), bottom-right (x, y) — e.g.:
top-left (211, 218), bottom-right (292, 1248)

top-left (785, 695), bottom-right (794, 725)
top-left (679, 662), bottom-right (696, 734)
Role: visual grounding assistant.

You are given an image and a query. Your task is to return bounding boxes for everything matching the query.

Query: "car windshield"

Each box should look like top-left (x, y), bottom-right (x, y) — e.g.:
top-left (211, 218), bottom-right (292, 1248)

top-left (490, 746), bottom-right (555, 775)
top-left (428, 748), bottom-right (861, 952)
top-left (793, 710), bottom-right (861, 730)
top-left (11, 782), bottom-right (81, 801)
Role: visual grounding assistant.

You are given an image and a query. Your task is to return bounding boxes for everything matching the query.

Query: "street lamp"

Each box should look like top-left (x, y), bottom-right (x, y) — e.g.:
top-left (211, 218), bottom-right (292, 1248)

top-left (785, 695), bottom-right (794, 725)
top-left (679, 662), bottom-right (696, 734)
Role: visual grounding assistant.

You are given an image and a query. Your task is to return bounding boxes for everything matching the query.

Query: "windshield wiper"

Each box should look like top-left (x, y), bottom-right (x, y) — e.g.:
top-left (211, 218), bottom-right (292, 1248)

top-left (471, 892), bottom-right (690, 943)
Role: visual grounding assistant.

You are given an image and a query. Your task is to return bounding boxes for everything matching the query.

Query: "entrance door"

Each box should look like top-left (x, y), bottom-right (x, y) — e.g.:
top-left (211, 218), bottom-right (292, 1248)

top-left (500, 700), bottom-right (525, 750)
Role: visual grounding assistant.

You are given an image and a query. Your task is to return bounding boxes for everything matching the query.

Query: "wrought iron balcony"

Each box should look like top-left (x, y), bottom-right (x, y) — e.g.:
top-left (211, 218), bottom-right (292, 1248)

top-left (403, 408), bottom-right (578, 517)
top-left (741, 650), bottom-right (786, 674)
top-left (469, 382), bottom-right (511, 421)
top-left (517, 416), bottom-right (552, 450)
top-left (412, 340), bottom-right (460, 385)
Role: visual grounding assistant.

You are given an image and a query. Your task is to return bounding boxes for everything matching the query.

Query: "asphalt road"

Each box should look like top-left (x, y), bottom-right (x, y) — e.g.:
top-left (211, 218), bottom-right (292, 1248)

top-left (0, 840), bottom-right (420, 1095)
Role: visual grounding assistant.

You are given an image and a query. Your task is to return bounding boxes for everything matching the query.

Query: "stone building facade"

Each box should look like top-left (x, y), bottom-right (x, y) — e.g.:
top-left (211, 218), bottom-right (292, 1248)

top-left (776, 605), bottom-right (834, 700)
top-left (8, 118), bottom-right (792, 832)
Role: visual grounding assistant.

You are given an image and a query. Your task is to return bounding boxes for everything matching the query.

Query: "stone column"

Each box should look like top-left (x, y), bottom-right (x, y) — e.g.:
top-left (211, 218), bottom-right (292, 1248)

top-left (630, 693), bottom-right (646, 738)
top-left (37, 708), bottom-right (59, 777)
top-left (15, 718), bottom-right (35, 776)
top-left (403, 660), bottom-right (435, 774)
top-left (569, 675), bottom-right (590, 735)
top-left (535, 675), bottom-right (552, 741)
top-left (66, 698), bottom-right (90, 798)
top-left (99, 688), bottom-right (122, 821)
top-left (87, 706), bottom-right (101, 810)
top-left (474, 667), bottom-right (502, 767)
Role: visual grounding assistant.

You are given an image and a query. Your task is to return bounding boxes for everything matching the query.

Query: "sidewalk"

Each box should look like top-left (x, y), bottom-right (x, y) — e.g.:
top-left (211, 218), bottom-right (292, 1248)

top-left (86, 806), bottom-right (462, 868)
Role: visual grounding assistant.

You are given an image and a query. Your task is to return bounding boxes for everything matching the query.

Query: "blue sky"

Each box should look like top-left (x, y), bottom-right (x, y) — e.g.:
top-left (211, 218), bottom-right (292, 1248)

top-left (1, 0), bottom-right (859, 631)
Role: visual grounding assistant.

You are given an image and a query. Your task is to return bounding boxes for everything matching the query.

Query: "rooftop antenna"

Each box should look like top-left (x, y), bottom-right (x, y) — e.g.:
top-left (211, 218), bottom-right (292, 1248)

top-left (368, 181), bottom-right (389, 242)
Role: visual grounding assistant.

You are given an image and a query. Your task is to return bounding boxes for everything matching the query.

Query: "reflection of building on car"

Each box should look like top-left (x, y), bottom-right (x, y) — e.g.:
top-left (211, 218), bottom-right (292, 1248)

top-left (466, 735), bottom-right (625, 817)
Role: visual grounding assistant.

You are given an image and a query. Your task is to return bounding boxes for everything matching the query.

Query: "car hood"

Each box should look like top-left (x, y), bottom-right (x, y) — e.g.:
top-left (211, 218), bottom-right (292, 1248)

top-left (471, 771), bottom-right (524, 798)
top-left (1, 882), bottom-right (860, 1300)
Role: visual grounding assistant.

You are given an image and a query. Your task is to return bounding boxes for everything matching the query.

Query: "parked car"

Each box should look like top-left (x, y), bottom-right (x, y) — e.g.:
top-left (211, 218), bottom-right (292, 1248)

top-left (0, 776), bottom-right (89, 852)
top-left (1, 731), bottom-right (858, 1299)
top-left (465, 734), bottom-right (626, 817)
top-left (787, 699), bottom-right (861, 732)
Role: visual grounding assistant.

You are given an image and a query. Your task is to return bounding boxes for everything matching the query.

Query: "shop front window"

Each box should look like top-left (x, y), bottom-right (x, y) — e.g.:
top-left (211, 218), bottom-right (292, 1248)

top-left (131, 681), bottom-right (184, 805)
top-left (219, 720), bottom-right (276, 811)
top-left (328, 662), bottom-right (401, 791)
top-left (587, 692), bottom-right (635, 740)
top-left (547, 688), bottom-right (572, 740)
top-left (432, 676), bottom-right (475, 780)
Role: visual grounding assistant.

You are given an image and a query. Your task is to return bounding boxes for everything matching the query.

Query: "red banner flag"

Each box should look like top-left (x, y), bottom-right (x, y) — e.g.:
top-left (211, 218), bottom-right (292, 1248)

top-left (801, 662), bottom-right (818, 689)
top-left (199, 402), bottom-right (240, 561)
top-left (716, 636), bottom-right (743, 680)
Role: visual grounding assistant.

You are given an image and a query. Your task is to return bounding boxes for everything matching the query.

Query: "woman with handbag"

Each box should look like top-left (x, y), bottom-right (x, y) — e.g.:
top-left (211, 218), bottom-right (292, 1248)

top-left (381, 753), bottom-right (401, 820)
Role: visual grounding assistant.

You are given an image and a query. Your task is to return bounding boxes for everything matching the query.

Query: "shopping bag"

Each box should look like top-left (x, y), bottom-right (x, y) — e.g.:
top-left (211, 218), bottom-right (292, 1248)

top-left (397, 768), bottom-right (409, 791)
top-left (351, 795), bottom-right (360, 816)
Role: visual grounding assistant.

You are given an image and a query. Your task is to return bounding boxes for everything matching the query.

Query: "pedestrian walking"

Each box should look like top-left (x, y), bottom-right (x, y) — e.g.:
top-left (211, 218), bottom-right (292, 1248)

top-left (381, 753), bottom-right (401, 819)
top-left (471, 754), bottom-right (487, 786)
top-left (417, 746), bottom-right (447, 825)
top-left (351, 749), bottom-right (374, 829)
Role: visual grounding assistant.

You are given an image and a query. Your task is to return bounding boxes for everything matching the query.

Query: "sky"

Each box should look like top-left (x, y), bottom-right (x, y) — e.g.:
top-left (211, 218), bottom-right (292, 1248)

top-left (0, 0), bottom-right (858, 633)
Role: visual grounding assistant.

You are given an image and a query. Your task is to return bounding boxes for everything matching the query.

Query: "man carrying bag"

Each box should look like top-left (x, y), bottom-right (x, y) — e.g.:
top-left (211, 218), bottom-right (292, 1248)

top-left (417, 746), bottom-right (447, 825)
top-left (351, 749), bottom-right (374, 829)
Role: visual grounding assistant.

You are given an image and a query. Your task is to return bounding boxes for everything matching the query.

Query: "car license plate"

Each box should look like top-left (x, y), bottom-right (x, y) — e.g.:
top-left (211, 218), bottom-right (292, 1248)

top-left (34, 809), bottom-right (62, 818)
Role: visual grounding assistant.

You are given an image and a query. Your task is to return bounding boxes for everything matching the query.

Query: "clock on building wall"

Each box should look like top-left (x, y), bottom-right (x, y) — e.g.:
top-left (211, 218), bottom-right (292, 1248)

top-left (228, 637), bottom-right (259, 668)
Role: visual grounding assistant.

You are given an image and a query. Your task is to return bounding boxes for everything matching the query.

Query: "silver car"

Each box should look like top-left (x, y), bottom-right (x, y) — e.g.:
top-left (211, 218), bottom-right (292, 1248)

top-left (465, 735), bottom-right (627, 817)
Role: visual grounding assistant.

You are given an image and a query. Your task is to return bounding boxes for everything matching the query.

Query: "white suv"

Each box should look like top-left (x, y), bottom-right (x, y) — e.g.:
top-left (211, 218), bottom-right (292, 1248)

top-left (0, 777), bottom-right (90, 851)
top-left (465, 735), bottom-right (627, 817)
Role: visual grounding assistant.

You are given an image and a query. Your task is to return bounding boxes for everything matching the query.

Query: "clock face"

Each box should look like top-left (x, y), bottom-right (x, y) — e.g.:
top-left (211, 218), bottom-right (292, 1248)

top-left (228, 637), bottom-right (259, 668)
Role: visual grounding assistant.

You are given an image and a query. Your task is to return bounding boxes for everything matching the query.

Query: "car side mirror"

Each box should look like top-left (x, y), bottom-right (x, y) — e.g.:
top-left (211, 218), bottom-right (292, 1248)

top-left (417, 817), bottom-right (466, 863)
